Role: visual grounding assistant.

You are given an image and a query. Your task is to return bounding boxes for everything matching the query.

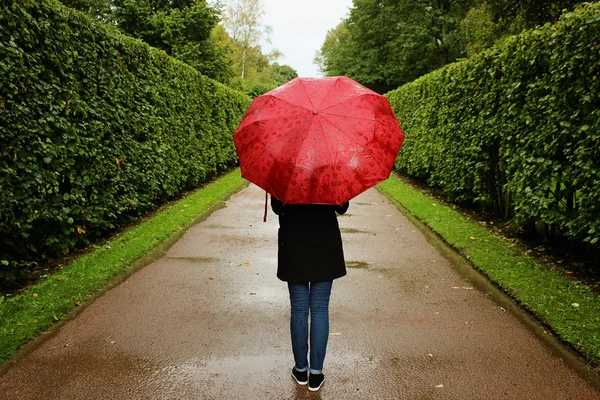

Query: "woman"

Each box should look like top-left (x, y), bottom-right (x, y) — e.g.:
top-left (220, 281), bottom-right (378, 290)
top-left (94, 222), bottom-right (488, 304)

top-left (271, 195), bottom-right (349, 392)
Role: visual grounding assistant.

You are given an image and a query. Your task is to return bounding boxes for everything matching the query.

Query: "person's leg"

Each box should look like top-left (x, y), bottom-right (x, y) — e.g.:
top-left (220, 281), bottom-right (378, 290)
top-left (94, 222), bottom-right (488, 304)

top-left (308, 280), bottom-right (333, 374)
top-left (288, 282), bottom-right (310, 372)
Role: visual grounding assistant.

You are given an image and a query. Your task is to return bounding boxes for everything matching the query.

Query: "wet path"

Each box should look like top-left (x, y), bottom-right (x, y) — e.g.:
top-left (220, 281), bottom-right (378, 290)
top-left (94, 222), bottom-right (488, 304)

top-left (1, 184), bottom-right (599, 399)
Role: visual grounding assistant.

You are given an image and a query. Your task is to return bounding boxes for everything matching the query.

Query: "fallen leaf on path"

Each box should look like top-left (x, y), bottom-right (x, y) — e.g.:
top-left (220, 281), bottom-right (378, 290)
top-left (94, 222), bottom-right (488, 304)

top-left (208, 276), bottom-right (214, 280)
top-left (452, 286), bottom-right (473, 290)
top-left (250, 292), bottom-right (256, 295)
top-left (423, 285), bottom-right (430, 289)
top-left (428, 353), bottom-right (433, 357)
top-left (330, 332), bottom-right (343, 336)
top-left (110, 341), bottom-right (116, 344)
top-left (500, 307), bottom-right (506, 312)
top-left (243, 262), bottom-right (250, 267)
top-left (436, 384), bottom-right (444, 388)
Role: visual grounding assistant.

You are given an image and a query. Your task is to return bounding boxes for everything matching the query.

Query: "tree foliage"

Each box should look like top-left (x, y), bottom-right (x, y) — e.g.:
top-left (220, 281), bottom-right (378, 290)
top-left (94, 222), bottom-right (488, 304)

top-left (60, 0), bottom-right (298, 90)
top-left (110, 0), bottom-right (234, 83)
top-left (315, 0), bottom-right (477, 93)
top-left (316, 0), bottom-right (585, 92)
top-left (222, 0), bottom-right (270, 79)
top-left (314, 21), bottom-right (352, 77)
top-left (485, 0), bottom-right (581, 33)
top-left (220, 0), bottom-right (297, 95)
top-left (386, 2), bottom-right (600, 246)
top-left (270, 63), bottom-right (298, 87)
top-left (460, 3), bottom-right (498, 56)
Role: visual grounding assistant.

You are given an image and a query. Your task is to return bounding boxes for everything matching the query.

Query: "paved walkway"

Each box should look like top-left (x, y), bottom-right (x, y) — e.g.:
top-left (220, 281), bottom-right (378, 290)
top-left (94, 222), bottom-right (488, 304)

top-left (1, 184), bottom-right (599, 399)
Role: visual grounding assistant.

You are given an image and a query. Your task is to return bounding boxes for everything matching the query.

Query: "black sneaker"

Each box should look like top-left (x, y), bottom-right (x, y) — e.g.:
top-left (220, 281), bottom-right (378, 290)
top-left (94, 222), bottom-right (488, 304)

top-left (308, 373), bottom-right (325, 392)
top-left (291, 367), bottom-right (308, 385)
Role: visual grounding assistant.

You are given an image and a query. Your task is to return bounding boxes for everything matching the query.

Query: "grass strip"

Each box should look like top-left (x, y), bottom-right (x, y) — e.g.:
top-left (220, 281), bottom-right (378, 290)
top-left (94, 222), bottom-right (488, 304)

top-left (378, 175), bottom-right (600, 367)
top-left (0, 169), bottom-right (246, 363)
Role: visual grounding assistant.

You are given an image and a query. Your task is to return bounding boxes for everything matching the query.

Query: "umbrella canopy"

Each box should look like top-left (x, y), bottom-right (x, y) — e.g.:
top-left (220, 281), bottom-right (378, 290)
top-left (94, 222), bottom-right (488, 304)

top-left (233, 76), bottom-right (404, 205)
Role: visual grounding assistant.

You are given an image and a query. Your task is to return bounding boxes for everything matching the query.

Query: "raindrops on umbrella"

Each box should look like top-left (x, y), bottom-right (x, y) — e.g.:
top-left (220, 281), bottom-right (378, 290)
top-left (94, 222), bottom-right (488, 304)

top-left (233, 77), bottom-right (404, 205)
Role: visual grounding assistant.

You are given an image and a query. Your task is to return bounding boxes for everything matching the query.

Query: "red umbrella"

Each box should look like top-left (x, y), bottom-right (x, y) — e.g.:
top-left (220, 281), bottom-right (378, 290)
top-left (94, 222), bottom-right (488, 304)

top-left (233, 76), bottom-right (404, 206)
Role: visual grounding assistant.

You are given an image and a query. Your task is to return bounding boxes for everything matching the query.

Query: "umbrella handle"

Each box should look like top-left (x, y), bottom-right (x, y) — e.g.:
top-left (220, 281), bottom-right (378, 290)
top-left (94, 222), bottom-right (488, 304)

top-left (264, 190), bottom-right (268, 223)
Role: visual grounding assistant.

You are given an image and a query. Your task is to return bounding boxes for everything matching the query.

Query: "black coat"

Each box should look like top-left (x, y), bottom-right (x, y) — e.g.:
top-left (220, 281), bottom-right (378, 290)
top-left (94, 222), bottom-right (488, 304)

top-left (271, 196), bottom-right (349, 283)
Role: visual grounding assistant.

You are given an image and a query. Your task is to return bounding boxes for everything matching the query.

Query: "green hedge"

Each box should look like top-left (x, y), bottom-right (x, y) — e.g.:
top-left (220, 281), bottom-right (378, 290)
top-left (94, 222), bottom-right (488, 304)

top-left (0, 0), bottom-right (251, 284)
top-left (386, 3), bottom-right (600, 246)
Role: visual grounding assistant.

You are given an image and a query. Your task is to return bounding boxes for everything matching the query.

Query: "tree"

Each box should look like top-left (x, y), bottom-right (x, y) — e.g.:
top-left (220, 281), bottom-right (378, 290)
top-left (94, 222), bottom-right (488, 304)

top-left (269, 63), bottom-right (298, 86)
top-left (460, 3), bottom-right (498, 57)
top-left (222, 0), bottom-right (271, 79)
top-left (314, 21), bottom-right (353, 77)
top-left (112, 0), bottom-right (233, 83)
top-left (459, 0), bottom-right (581, 57)
top-left (315, 0), bottom-right (477, 93)
top-left (485, 0), bottom-right (580, 32)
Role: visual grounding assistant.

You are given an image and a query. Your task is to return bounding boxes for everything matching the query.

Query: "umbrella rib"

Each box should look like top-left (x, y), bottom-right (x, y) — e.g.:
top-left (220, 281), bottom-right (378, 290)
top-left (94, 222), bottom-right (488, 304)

top-left (319, 112), bottom-right (375, 122)
top-left (318, 113), bottom-right (368, 148)
top-left (315, 116), bottom-right (336, 167)
top-left (264, 94), bottom-right (311, 113)
top-left (241, 118), bottom-right (312, 170)
top-left (318, 113), bottom-right (389, 172)
top-left (318, 93), bottom-right (383, 113)
top-left (298, 79), bottom-right (317, 110)
top-left (239, 113), bottom-right (300, 128)
top-left (314, 77), bottom-right (340, 111)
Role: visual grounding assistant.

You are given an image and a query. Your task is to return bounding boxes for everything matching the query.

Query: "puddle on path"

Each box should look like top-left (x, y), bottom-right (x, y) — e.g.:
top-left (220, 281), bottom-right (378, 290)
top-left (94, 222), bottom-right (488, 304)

top-left (340, 228), bottom-right (368, 234)
top-left (166, 257), bottom-right (221, 264)
top-left (346, 261), bottom-right (371, 269)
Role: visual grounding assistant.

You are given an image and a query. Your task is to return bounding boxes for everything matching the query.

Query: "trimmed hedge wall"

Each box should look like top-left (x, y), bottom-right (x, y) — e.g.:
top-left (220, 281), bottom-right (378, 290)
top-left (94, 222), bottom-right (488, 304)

top-left (0, 0), bottom-right (251, 283)
top-left (386, 3), bottom-right (600, 247)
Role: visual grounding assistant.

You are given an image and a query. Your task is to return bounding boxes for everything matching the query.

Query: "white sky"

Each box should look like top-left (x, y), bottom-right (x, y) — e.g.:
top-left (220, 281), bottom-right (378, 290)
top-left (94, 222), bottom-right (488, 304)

top-left (259, 0), bottom-right (353, 77)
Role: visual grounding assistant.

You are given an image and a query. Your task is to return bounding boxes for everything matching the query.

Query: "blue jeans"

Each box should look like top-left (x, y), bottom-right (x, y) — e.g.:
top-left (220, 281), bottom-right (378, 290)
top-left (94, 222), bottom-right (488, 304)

top-left (287, 281), bottom-right (333, 375)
